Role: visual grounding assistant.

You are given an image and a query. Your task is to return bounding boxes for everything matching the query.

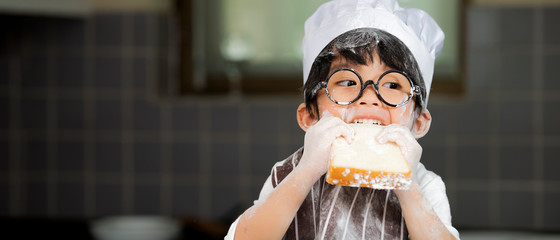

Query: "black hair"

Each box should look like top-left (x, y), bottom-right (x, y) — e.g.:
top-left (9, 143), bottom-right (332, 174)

top-left (303, 28), bottom-right (427, 119)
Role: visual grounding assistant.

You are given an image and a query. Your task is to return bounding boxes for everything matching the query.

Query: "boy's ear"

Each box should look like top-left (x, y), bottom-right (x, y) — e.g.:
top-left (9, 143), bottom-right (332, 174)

top-left (412, 109), bottom-right (432, 139)
top-left (297, 103), bottom-right (316, 131)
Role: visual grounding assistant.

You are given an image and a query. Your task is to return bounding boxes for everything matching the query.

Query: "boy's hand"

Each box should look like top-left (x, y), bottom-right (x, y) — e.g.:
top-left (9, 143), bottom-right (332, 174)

top-left (299, 111), bottom-right (354, 180)
top-left (377, 124), bottom-right (422, 181)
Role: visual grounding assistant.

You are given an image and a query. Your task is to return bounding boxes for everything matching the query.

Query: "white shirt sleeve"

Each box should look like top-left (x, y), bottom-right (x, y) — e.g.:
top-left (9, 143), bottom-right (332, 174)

top-left (224, 217), bottom-right (238, 240)
top-left (415, 162), bottom-right (460, 239)
top-left (224, 175), bottom-right (275, 240)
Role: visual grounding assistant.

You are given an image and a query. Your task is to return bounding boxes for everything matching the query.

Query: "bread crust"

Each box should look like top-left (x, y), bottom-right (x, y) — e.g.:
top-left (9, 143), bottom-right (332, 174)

top-left (326, 165), bottom-right (411, 189)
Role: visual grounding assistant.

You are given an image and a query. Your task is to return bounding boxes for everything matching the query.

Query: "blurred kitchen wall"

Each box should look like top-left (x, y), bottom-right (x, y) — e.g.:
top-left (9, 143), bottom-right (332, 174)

top-left (1, 0), bottom-right (560, 233)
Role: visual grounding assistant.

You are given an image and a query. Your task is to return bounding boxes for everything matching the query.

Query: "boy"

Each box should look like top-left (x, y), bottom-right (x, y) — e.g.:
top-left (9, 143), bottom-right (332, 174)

top-left (226, 0), bottom-right (459, 239)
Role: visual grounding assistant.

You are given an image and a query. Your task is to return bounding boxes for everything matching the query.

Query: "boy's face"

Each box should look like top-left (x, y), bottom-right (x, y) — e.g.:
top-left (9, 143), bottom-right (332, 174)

top-left (297, 53), bottom-right (432, 138)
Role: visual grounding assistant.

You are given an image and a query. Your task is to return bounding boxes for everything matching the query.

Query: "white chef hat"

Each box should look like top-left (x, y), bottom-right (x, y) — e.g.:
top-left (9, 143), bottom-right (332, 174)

top-left (302, 0), bottom-right (444, 101)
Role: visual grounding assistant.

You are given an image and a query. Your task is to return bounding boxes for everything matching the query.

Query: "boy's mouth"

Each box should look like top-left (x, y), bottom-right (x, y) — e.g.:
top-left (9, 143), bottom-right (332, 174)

top-left (352, 119), bottom-right (383, 125)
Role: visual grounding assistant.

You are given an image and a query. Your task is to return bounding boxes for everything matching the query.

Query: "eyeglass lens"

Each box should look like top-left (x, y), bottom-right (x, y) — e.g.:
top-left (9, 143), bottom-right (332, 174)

top-left (326, 69), bottom-right (412, 105)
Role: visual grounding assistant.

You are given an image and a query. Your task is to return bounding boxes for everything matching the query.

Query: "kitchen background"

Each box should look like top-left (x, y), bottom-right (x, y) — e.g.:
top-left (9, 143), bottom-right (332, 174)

top-left (1, 0), bottom-right (560, 239)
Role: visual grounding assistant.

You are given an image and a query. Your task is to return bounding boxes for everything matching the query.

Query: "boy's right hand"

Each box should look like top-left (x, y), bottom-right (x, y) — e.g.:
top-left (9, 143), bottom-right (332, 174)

top-left (298, 111), bottom-right (354, 180)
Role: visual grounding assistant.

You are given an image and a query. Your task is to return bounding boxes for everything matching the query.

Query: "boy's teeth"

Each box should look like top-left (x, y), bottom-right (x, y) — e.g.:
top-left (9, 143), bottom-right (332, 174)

top-left (353, 119), bottom-right (381, 125)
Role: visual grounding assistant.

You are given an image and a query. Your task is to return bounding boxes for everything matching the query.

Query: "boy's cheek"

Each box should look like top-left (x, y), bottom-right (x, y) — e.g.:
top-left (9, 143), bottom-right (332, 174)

top-left (390, 104), bottom-right (416, 127)
top-left (317, 106), bottom-right (344, 121)
top-left (315, 98), bottom-right (339, 118)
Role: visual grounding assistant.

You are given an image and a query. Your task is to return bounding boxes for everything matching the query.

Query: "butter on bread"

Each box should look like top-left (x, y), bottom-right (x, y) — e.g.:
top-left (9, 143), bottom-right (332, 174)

top-left (326, 123), bottom-right (411, 189)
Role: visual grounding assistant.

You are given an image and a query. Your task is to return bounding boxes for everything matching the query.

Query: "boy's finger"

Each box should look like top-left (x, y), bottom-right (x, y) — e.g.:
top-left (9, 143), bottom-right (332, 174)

top-left (327, 124), bottom-right (355, 144)
top-left (376, 124), bottom-right (414, 144)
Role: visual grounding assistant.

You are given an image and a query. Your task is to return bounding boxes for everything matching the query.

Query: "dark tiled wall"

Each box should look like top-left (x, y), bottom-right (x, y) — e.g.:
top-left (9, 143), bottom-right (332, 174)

top-left (431, 7), bottom-right (560, 230)
top-left (1, 6), bottom-right (560, 231)
top-left (0, 12), bottom-right (304, 223)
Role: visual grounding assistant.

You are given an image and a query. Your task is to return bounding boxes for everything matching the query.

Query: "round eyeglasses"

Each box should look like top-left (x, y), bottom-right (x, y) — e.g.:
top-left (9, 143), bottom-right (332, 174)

top-left (312, 68), bottom-right (420, 107)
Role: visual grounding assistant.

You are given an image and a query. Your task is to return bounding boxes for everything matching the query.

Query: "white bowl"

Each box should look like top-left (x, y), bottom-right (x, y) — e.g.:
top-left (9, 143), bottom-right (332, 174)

top-left (90, 215), bottom-right (181, 240)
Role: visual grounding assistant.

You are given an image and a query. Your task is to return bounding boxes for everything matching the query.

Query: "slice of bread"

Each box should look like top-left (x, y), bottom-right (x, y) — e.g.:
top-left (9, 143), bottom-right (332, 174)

top-left (326, 123), bottom-right (411, 189)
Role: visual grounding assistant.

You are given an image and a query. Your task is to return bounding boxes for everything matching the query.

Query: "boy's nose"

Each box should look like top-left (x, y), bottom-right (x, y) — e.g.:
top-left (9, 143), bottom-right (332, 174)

top-left (358, 84), bottom-right (382, 106)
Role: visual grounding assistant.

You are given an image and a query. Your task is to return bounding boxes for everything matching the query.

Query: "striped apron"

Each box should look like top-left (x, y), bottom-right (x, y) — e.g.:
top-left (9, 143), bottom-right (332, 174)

top-left (272, 148), bottom-right (409, 240)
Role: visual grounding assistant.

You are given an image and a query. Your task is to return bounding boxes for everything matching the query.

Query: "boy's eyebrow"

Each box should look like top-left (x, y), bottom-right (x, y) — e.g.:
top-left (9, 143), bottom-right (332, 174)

top-left (330, 62), bottom-right (350, 70)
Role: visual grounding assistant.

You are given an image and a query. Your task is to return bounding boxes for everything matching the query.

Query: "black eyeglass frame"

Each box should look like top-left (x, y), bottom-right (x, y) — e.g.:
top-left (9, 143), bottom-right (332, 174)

top-left (311, 67), bottom-right (421, 107)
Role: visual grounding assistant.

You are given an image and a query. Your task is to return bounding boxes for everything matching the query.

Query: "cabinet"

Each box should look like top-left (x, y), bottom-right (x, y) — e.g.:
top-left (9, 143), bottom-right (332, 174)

top-left (0, 0), bottom-right (90, 17)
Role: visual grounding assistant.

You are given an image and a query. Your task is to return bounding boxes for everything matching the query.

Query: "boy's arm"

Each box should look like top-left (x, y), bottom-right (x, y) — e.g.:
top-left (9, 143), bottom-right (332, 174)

top-left (396, 182), bottom-right (458, 240)
top-left (234, 114), bottom-right (354, 240)
top-left (233, 163), bottom-right (318, 239)
top-left (378, 125), bottom-right (458, 240)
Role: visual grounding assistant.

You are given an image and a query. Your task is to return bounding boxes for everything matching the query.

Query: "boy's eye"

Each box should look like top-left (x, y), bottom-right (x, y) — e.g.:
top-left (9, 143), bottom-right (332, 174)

top-left (336, 80), bottom-right (358, 87)
top-left (382, 82), bottom-right (400, 89)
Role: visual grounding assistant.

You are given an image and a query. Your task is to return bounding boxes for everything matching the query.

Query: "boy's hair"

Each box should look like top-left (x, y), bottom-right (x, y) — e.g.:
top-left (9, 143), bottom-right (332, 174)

top-left (303, 28), bottom-right (427, 119)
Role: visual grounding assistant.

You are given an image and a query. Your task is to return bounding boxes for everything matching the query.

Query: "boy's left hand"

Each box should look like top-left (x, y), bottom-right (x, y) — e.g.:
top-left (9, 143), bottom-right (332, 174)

top-left (376, 124), bottom-right (422, 180)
